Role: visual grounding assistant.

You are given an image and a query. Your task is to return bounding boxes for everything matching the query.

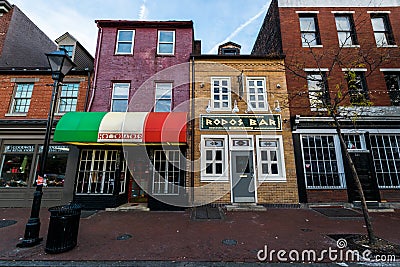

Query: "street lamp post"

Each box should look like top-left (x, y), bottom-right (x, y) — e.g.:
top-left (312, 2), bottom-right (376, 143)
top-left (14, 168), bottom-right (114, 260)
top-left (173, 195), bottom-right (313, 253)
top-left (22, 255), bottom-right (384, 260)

top-left (17, 50), bottom-right (75, 248)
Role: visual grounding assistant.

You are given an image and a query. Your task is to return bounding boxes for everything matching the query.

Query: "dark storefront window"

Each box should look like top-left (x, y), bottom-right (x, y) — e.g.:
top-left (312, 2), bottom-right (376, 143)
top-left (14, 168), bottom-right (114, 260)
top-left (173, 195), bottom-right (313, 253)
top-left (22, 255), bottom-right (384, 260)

top-left (301, 135), bottom-right (345, 189)
top-left (370, 135), bottom-right (400, 188)
top-left (152, 150), bottom-right (180, 195)
top-left (0, 145), bottom-right (34, 187)
top-left (34, 145), bottom-right (69, 187)
top-left (76, 149), bottom-right (126, 195)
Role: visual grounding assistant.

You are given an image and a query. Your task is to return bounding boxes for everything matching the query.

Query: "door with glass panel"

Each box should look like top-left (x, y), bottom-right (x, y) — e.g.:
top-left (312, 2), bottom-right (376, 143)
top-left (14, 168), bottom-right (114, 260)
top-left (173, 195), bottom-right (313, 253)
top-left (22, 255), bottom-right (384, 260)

top-left (231, 151), bottom-right (255, 203)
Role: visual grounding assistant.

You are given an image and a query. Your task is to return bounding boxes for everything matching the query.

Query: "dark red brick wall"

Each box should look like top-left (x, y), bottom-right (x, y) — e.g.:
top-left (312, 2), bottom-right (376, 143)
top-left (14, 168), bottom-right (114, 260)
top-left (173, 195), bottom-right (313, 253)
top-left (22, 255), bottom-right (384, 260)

top-left (0, 74), bottom-right (89, 120)
top-left (277, 6), bottom-right (400, 117)
top-left (380, 190), bottom-right (400, 202)
top-left (91, 26), bottom-right (193, 112)
top-left (307, 189), bottom-right (348, 203)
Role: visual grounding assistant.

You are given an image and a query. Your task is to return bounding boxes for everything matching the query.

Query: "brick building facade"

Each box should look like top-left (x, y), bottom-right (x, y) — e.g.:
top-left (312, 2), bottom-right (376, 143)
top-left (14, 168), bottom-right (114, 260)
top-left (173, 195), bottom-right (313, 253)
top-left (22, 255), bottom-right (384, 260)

top-left (54, 21), bottom-right (195, 210)
top-left (0, 1), bottom-right (93, 207)
top-left (191, 43), bottom-right (298, 207)
top-left (253, 0), bottom-right (400, 205)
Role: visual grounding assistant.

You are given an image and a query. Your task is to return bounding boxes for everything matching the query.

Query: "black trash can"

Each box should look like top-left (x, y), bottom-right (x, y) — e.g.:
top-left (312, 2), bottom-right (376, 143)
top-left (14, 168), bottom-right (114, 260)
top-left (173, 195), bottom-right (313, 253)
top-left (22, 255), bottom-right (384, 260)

top-left (45, 203), bottom-right (82, 254)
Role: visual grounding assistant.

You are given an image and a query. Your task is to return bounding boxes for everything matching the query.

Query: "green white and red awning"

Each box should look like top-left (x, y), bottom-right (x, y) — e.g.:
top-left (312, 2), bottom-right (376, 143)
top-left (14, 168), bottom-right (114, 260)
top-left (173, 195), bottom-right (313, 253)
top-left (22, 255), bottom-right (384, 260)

top-left (54, 112), bottom-right (188, 145)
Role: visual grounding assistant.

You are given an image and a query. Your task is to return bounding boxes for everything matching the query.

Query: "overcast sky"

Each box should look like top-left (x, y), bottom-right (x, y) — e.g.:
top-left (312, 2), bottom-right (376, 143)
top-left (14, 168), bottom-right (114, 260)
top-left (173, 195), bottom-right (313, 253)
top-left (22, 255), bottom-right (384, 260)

top-left (10, 0), bottom-right (270, 56)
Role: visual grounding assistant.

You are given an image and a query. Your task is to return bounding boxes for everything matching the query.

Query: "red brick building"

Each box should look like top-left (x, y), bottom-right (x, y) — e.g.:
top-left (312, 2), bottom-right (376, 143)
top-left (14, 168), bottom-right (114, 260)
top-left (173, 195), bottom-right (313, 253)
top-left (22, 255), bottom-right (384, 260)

top-left (253, 0), bottom-right (400, 205)
top-left (0, 1), bottom-right (93, 207)
top-left (53, 21), bottom-right (196, 210)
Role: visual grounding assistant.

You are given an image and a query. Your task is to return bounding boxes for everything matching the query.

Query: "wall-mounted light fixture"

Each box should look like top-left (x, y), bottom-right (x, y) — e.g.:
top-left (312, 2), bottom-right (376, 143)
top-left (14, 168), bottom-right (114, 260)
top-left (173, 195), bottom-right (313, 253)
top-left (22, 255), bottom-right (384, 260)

top-left (206, 100), bottom-right (211, 113)
top-left (276, 83), bottom-right (281, 88)
top-left (232, 100), bottom-right (239, 113)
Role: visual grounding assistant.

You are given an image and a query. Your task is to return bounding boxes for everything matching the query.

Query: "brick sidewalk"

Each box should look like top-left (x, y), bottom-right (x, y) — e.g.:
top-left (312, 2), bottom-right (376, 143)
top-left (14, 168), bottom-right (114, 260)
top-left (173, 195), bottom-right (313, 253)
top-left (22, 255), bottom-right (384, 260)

top-left (0, 207), bottom-right (399, 263)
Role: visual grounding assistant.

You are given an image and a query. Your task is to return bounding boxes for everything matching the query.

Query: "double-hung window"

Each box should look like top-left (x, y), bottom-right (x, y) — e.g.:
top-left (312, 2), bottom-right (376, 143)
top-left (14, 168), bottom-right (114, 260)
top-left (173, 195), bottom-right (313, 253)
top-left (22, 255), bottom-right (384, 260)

top-left (59, 45), bottom-right (74, 58)
top-left (157, 30), bottom-right (175, 55)
top-left (111, 83), bottom-right (129, 112)
top-left (370, 13), bottom-right (395, 47)
top-left (335, 14), bottom-right (358, 46)
top-left (256, 136), bottom-right (286, 182)
top-left (299, 14), bottom-right (321, 46)
top-left (345, 71), bottom-right (369, 105)
top-left (247, 78), bottom-right (267, 110)
top-left (201, 136), bottom-right (228, 181)
top-left (115, 30), bottom-right (135, 54)
top-left (155, 83), bottom-right (172, 112)
top-left (57, 83), bottom-right (79, 113)
top-left (211, 77), bottom-right (231, 110)
top-left (10, 83), bottom-right (34, 114)
top-left (306, 72), bottom-right (328, 111)
top-left (383, 72), bottom-right (400, 106)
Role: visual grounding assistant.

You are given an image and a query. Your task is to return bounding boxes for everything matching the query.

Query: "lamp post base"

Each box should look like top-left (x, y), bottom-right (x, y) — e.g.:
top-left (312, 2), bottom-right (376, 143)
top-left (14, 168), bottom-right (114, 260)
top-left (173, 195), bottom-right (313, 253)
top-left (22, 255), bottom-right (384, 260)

top-left (16, 218), bottom-right (43, 248)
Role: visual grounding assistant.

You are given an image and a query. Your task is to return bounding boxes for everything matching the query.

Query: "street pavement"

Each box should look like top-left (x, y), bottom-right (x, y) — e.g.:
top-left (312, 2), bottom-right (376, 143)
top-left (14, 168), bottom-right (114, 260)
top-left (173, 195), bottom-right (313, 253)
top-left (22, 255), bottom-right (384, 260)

top-left (0, 206), bottom-right (400, 266)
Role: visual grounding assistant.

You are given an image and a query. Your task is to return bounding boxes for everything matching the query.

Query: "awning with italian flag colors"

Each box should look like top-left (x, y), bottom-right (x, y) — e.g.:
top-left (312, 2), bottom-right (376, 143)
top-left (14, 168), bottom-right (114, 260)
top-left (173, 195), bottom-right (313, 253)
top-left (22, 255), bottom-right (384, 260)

top-left (54, 112), bottom-right (188, 145)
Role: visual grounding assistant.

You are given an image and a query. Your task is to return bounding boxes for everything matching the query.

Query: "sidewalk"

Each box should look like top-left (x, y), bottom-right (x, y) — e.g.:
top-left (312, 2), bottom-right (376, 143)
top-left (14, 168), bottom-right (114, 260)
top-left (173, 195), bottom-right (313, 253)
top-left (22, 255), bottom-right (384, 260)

top-left (0, 206), bottom-right (399, 264)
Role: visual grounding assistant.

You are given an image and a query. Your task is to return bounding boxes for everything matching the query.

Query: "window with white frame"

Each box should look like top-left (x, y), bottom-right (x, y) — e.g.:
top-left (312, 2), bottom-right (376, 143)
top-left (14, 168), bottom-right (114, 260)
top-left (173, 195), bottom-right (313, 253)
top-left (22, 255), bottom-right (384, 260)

top-left (57, 83), bottom-right (79, 113)
top-left (370, 135), bottom-right (400, 188)
top-left (247, 78), bottom-right (267, 110)
top-left (201, 136), bottom-right (228, 181)
top-left (307, 72), bottom-right (328, 111)
top-left (335, 14), bottom-right (358, 46)
top-left (211, 77), bottom-right (231, 110)
top-left (115, 30), bottom-right (135, 54)
top-left (111, 83), bottom-right (129, 112)
top-left (152, 150), bottom-right (181, 195)
top-left (370, 14), bottom-right (395, 47)
top-left (256, 136), bottom-right (286, 182)
top-left (155, 83), bottom-right (172, 112)
top-left (10, 83), bottom-right (34, 114)
top-left (157, 30), bottom-right (175, 55)
top-left (299, 14), bottom-right (321, 46)
top-left (301, 135), bottom-right (345, 188)
top-left (76, 150), bottom-right (126, 195)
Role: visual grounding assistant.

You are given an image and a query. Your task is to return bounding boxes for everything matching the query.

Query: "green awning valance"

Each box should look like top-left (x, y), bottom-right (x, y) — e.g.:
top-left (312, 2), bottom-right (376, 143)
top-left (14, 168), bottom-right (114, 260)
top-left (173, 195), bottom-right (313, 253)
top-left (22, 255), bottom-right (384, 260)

top-left (54, 112), bottom-right (107, 143)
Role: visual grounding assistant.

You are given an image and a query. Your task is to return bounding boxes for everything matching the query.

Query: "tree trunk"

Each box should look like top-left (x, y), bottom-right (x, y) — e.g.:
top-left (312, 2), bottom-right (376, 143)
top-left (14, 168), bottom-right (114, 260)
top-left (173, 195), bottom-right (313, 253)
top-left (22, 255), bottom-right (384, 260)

top-left (331, 113), bottom-right (377, 245)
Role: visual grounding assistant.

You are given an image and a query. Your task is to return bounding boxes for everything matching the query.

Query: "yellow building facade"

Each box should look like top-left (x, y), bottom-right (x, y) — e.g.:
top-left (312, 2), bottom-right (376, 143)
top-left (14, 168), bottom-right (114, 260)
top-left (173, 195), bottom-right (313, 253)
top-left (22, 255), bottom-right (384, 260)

top-left (190, 55), bottom-right (299, 207)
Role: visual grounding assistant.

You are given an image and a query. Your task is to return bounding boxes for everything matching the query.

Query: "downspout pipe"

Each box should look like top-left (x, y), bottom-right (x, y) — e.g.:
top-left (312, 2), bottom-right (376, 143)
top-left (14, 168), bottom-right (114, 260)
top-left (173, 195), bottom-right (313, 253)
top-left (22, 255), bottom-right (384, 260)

top-left (190, 55), bottom-right (195, 207)
top-left (83, 68), bottom-right (91, 111)
top-left (87, 26), bottom-right (103, 111)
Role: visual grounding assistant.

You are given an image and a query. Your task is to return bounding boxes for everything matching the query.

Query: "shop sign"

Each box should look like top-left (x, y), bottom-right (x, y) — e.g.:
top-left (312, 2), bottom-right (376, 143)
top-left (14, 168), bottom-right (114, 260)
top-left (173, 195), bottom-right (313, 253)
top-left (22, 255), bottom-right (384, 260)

top-left (200, 114), bottom-right (282, 131)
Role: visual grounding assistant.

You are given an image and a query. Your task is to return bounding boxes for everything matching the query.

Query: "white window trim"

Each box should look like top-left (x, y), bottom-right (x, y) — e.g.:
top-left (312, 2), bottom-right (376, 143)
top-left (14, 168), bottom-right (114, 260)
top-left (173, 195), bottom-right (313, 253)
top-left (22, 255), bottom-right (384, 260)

top-left (229, 135), bottom-right (254, 151)
top-left (115, 30), bottom-right (135, 55)
top-left (246, 77), bottom-right (268, 111)
top-left (211, 77), bottom-right (232, 111)
top-left (200, 135), bottom-right (229, 182)
top-left (111, 83), bottom-right (130, 112)
top-left (256, 135), bottom-right (286, 182)
top-left (296, 11), bottom-right (319, 14)
top-left (380, 68), bottom-right (400, 72)
top-left (304, 68), bottom-right (329, 72)
top-left (331, 11), bottom-right (355, 14)
top-left (367, 11), bottom-right (391, 14)
top-left (157, 30), bottom-right (176, 55)
top-left (341, 68), bottom-right (368, 72)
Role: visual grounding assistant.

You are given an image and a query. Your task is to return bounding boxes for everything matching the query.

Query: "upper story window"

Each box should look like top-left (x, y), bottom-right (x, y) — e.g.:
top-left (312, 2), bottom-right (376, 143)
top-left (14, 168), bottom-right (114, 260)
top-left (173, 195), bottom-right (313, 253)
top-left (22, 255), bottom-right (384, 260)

top-left (115, 30), bottom-right (135, 55)
top-left (384, 72), bottom-right (400, 106)
top-left (211, 77), bottom-right (231, 111)
top-left (335, 14), bottom-right (358, 47)
top-left (345, 71), bottom-right (369, 105)
top-left (299, 14), bottom-right (321, 47)
top-left (57, 83), bottom-right (79, 113)
top-left (154, 83), bottom-right (172, 112)
top-left (247, 78), bottom-right (267, 110)
top-left (111, 83), bottom-right (129, 112)
top-left (59, 45), bottom-right (74, 58)
top-left (307, 72), bottom-right (328, 111)
top-left (157, 30), bottom-right (175, 55)
top-left (10, 83), bottom-right (34, 114)
top-left (370, 14), bottom-right (395, 47)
